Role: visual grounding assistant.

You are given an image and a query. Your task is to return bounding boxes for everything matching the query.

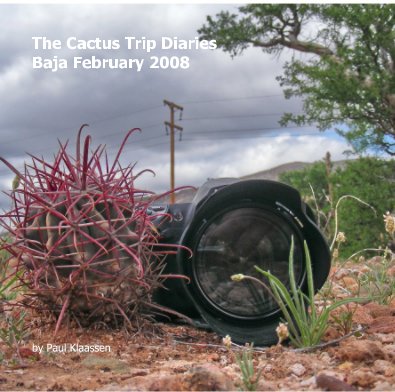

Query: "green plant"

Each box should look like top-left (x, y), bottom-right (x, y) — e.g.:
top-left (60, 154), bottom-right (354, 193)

top-left (0, 239), bottom-right (26, 364)
top-left (331, 303), bottom-right (359, 335)
top-left (0, 310), bottom-right (28, 349)
top-left (358, 251), bottom-right (395, 305)
top-left (0, 309), bottom-right (29, 364)
top-left (222, 336), bottom-right (262, 392)
top-left (233, 238), bottom-right (364, 348)
top-left (338, 213), bottom-right (395, 305)
top-left (235, 343), bottom-right (262, 392)
top-left (280, 157), bottom-right (395, 258)
top-left (0, 257), bottom-right (22, 316)
top-left (0, 275), bottom-right (18, 302)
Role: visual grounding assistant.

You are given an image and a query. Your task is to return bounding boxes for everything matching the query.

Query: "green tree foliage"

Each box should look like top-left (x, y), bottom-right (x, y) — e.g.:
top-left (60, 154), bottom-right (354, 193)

top-left (279, 157), bottom-right (395, 258)
top-left (199, 4), bottom-right (395, 155)
top-left (332, 158), bottom-right (395, 256)
top-left (279, 161), bottom-right (332, 237)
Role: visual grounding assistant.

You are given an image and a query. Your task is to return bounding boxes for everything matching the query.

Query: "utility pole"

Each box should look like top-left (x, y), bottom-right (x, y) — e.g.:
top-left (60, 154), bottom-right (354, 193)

top-left (163, 99), bottom-right (183, 204)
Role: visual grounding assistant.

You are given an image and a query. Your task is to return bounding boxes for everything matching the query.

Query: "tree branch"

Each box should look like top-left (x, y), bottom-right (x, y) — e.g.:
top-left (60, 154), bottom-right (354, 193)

top-left (283, 38), bottom-right (334, 56)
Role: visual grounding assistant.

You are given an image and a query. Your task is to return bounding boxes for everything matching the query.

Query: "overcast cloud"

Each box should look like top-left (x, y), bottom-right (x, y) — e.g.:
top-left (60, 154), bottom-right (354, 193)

top-left (0, 4), bottom-right (350, 210)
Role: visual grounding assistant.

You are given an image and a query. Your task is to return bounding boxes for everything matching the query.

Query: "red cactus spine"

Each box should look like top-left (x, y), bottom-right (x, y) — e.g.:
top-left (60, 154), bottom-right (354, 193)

top-left (0, 125), bottom-right (187, 334)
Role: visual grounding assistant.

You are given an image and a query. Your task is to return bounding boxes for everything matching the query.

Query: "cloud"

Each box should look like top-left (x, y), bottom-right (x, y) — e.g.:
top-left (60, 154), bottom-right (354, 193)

top-left (0, 4), bottom-right (352, 211)
top-left (132, 132), bottom-right (349, 193)
top-left (215, 134), bottom-right (348, 178)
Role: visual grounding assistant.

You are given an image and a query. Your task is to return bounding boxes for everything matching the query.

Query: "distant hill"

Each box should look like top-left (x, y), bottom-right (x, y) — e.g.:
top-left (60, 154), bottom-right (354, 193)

top-left (164, 159), bottom-right (349, 204)
top-left (241, 161), bottom-right (314, 182)
top-left (241, 159), bottom-right (348, 182)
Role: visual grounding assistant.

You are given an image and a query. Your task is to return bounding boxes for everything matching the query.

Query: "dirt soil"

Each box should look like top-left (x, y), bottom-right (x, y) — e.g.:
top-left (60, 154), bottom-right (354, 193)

top-left (1, 262), bottom-right (395, 391)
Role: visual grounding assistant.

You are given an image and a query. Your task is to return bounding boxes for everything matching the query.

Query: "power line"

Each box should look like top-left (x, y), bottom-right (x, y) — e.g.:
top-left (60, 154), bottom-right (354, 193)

top-left (181, 94), bottom-right (284, 105)
top-left (0, 125), bottom-right (321, 176)
top-left (89, 104), bottom-right (163, 126)
top-left (0, 105), bottom-right (163, 146)
top-left (1, 124), bottom-right (319, 160)
top-left (109, 130), bottom-right (323, 154)
top-left (0, 96), bottom-right (295, 145)
top-left (99, 126), bottom-right (321, 153)
top-left (188, 125), bottom-right (318, 135)
top-left (181, 132), bottom-right (320, 144)
top-left (181, 112), bottom-right (301, 121)
top-left (0, 111), bottom-right (301, 146)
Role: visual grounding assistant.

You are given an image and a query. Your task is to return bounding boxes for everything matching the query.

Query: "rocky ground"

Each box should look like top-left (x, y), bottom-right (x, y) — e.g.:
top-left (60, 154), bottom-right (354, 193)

top-left (1, 260), bottom-right (395, 391)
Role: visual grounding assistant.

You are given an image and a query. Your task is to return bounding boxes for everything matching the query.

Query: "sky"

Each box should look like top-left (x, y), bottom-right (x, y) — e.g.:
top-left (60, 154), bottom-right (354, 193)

top-left (0, 4), bottom-right (351, 210)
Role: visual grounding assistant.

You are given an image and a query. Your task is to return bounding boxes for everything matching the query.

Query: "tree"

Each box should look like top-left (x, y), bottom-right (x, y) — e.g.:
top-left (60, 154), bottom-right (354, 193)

top-left (198, 4), bottom-right (395, 155)
top-left (280, 157), bottom-right (395, 258)
top-left (331, 158), bottom-right (395, 257)
top-left (279, 160), bottom-right (332, 237)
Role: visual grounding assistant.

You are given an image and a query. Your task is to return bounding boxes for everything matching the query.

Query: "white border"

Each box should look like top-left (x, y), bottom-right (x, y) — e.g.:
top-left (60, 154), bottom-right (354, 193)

top-left (1, 1), bottom-right (394, 4)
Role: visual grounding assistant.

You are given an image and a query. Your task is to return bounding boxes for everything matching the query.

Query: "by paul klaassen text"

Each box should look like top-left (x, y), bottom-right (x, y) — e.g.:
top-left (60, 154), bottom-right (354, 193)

top-left (32, 343), bottom-right (111, 353)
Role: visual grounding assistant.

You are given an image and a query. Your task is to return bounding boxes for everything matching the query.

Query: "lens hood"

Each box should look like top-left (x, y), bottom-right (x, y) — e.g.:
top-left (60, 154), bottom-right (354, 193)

top-left (154, 179), bottom-right (331, 345)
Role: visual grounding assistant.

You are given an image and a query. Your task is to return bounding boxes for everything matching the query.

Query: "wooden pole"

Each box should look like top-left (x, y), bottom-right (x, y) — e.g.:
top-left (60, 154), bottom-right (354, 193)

top-left (164, 100), bottom-right (183, 204)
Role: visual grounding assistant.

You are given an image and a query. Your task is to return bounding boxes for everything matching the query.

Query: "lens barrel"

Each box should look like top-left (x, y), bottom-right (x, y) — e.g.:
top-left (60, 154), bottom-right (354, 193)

top-left (153, 179), bottom-right (331, 345)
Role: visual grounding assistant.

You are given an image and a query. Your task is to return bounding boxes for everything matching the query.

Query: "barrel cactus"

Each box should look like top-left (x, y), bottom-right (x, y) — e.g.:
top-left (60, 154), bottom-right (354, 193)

top-left (0, 126), bottom-right (185, 334)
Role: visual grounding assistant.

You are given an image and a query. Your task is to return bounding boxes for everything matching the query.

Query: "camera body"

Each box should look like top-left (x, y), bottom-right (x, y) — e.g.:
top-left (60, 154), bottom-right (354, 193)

top-left (152, 179), bottom-right (331, 345)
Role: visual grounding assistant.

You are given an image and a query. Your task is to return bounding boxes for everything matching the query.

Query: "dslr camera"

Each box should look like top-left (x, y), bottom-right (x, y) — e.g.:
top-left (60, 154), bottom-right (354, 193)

top-left (152, 179), bottom-right (331, 345)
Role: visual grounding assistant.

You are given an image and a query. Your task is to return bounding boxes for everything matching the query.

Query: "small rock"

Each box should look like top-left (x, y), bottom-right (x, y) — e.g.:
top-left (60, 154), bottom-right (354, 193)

top-left (49, 382), bottom-right (63, 391)
top-left (363, 302), bottom-right (391, 318)
top-left (340, 277), bottom-right (359, 293)
top-left (186, 366), bottom-right (236, 391)
top-left (255, 380), bottom-right (276, 391)
top-left (19, 347), bottom-right (40, 361)
top-left (347, 369), bottom-right (378, 389)
top-left (263, 364), bottom-right (274, 373)
top-left (336, 338), bottom-right (386, 363)
top-left (383, 344), bottom-right (395, 363)
top-left (373, 359), bottom-right (395, 377)
top-left (376, 333), bottom-right (395, 343)
top-left (147, 365), bottom-right (236, 391)
top-left (125, 369), bottom-right (148, 378)
top-left (98, 382), bottom-right (130, 391)
top-left (81, 355), bottom-right (129, 373)
top-left (318, 351), bottom-right (332, 364)
top-left (368, 316), bottom-right (395, 334)
top-left (372, 381), bottom-right (395, 391)
top-left (316, 373), bottom-right (357, 391)
top-left (334, 268), bottom-right (353, 280)
top-left (324, 326), bottom-right (343, 341)
top-left (300, 376), bottom-right (316, 387)
top-left (4, 369), bottom-right (24, 375)
top-left (289, 363), bottom-right (306, 377)
top-left (338, 361), bottom-right (353, 371)
top-left (206, 353), bottom-right (220, 361)
top-left (352, 306), bottom-right (374, 324)
top-left (388, 265), bottom-right (395, 277)
top-left (146, 375), bottom-right (184, 391)
top-left (25, 381), bottom-right (36, 389)
top-left (219, 355), bottom-right (228, 366)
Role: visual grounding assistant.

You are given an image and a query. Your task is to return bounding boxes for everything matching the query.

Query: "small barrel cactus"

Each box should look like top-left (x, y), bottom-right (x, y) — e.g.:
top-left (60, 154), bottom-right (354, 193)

top-left (0, 125), bottom-right (184, 334)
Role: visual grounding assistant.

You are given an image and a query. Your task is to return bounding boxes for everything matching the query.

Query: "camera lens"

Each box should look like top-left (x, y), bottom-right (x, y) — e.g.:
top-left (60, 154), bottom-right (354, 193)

top-left (151, 179), bottom-right (331, 345)
top-left (168, 179), bottom-right (331, 345)
top-left (192, 205), bottom-right (304, 319)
